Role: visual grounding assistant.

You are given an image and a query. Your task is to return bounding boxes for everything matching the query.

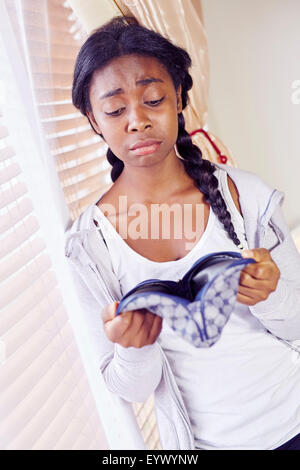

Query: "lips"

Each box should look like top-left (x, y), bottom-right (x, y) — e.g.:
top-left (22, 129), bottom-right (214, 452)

top-left (130, 139), bottom-right (161, 150)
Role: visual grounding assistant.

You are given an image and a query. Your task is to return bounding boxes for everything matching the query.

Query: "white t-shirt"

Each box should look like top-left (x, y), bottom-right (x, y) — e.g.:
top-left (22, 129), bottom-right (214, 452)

top-left (93, 199), bottom-right (300, 450)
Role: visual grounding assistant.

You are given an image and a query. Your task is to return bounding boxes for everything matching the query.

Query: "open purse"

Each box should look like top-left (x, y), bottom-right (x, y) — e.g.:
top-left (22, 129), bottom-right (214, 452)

top-left (116, 251), bottom-right (256, 348)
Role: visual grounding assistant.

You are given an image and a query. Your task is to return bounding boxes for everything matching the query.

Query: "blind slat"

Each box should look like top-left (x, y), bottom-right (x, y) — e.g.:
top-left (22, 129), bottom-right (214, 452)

top-left (0, 146), bottom-right (15, 162)
top-left (27, 40), bottom-right (78, 60)
top-left (22, 0), bottom-right (72, 17)
top-left (5, 290), bottom-right (63, 358)
top-left (47, 128), bottom-right (94, 149)
top-left (63, 168), bottom-right (110, 198)
top-left (33, 72), bottom-right (73, 89)
top-left (68, 189), bottom-right (107, 215)
top-left (55, 141), bottom-right (104, 165)
top-left (0, 196), bottom-right (33, 232)
top-left (23, 25), bottom-right (77, 46)
top-left (0, 236), bottom-right (46, 282)
top-left (39, 102), bottom-right (76, 119)
top-left (22, 10), bottom-right (73, 31)
top-left (59, 156), bottom-right (105, 180)
top-left (34, 88), bottom-right (72, 103)
top-left (0, 162), bottom-right (22, 185)
top-left (43, 116), bottom-right (88, 134)
top-left (1, 253), bottom-right (52, 308)
top-left (0, 214), bottom-right (39, 259)
top-left (0, 183), bottom-right (29, 213)
top-left (29, 56), bottom-right (75, 75)
top-left (1, 277), bottom-right (59, 338)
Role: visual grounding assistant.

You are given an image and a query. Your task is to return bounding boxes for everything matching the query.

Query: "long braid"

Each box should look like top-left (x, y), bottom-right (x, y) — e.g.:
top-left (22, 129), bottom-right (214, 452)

top-left (176, 113), bottom-right (242, 247)
top-left (106, 148), bottom-right (124, 182)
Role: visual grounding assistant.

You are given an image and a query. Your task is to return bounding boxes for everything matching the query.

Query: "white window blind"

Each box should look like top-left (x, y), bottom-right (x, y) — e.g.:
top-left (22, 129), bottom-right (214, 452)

top-left (6, 0), bottom-right (112, 221)
top-left (2, 0), bottom-right (162, 450)
top-left (0, 43), bottom-right (109, 450)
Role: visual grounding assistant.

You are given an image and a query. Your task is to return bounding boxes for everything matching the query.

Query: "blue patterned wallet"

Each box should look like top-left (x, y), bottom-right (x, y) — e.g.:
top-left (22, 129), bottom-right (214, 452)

top-left (115, 251), bottom-right (256, 348)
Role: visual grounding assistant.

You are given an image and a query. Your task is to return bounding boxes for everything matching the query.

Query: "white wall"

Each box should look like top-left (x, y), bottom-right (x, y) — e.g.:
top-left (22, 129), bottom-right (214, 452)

top-left (202, 0), bottom-right (300, 229)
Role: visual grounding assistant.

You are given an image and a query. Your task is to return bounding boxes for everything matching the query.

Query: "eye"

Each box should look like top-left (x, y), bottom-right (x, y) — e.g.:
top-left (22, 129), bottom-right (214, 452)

top-left (145, 97), bottom-right (165, 106)
top-left (105, 107), bottom-right (125, 117)
top-left (104, 97), bottom-right (165, 117)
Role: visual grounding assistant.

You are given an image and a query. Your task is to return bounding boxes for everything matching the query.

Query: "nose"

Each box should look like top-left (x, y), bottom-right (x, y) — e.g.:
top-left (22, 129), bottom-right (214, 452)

top-left (127, 106), bottom-right (152, 133)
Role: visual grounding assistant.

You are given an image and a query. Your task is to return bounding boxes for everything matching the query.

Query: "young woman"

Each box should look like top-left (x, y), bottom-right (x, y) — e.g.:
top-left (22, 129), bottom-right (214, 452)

top-left (67, 16), bottom-right (300, 450)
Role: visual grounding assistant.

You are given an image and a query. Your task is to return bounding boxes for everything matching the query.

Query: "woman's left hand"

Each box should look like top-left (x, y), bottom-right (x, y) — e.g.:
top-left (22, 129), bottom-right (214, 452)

top-left (237, 248), bottom-right (281, 306)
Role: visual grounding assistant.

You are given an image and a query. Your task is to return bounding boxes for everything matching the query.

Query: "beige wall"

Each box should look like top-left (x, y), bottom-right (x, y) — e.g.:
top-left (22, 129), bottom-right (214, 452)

top-left (202, 0), bottom-right (300, 229)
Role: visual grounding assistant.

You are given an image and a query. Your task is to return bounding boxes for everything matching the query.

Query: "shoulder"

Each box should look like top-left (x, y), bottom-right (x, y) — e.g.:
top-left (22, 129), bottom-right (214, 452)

top-left (214, 162), bottom-right (274, 193)
top-left (214, 162), bottom-right (277, 215)
top-left (64, 200), bottom-right (104, 258)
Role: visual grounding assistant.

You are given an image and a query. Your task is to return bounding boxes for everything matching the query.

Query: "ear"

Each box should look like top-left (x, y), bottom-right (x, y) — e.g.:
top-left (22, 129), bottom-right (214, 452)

top-left (176, 84), bottom-right (183, 114)
top-left (86, 110), bottom-right (104, 138)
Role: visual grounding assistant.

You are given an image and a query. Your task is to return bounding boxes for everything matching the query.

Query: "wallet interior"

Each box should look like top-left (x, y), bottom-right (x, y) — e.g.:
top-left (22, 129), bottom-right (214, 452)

top-left (121, 253), bottom-right (242, 302)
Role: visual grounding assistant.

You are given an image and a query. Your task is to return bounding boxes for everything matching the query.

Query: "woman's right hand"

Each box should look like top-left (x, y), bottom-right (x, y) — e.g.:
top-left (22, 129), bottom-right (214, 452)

top-left (101, 302), bottom-right (163, 348)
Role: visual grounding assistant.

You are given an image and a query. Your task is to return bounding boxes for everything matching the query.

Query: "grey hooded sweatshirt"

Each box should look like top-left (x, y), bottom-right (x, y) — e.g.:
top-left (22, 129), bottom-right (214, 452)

top-left (64, 163), bottom-right (300, 450)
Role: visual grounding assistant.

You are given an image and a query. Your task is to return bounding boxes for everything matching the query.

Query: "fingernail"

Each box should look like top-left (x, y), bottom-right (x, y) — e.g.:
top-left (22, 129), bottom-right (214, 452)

top-left (242, 250), bottom-right (252, 257)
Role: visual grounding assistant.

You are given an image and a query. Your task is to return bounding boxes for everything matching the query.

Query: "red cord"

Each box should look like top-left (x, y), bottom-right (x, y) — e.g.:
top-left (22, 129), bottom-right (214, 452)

top-left (189, 128), bottom-right (228, 164)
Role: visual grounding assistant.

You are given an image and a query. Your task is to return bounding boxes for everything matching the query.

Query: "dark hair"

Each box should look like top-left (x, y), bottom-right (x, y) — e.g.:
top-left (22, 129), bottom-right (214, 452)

top-left (72, 16), bottom-right (241, 247)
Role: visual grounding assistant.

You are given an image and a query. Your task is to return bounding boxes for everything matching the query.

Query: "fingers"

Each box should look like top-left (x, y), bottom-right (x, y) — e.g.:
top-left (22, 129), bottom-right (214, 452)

top-left (147, 313), bottom-right (163, 344)
top-left (102, 304), bottom-right (163, 348)
top-left (236, 291), bottom-right (258, 306)
top-left (239, 257), bottom-right (279, 294)
top-left (236, 288), bottom-right (269, 305)
top-left (241, 248), bottom-right (271, 280)
top-left (119, 310), bottom-right (161, 348)
top-left (239, 270), bottom-right (271, 290)
top-left (139, 311), bottom-right (163, 346)
top-left (126, 311), bottom-right (153, 348)
top-left (104, 311), bottom-right (132, 342)
top-left (237, 284), bottom-right (269, 302)
top-left (237, 266), bottom-right (277, 304)
top-left (241, 261), bottom-right (273, 280)
top-left (101, 301), bottom-right (119, 323)
top-left (241, 248), bottom-right (272, 263)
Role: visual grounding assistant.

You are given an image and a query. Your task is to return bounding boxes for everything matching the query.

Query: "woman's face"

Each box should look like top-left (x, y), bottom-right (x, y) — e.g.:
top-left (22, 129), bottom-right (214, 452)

top-left (87, 54), bottom-right (182, 169)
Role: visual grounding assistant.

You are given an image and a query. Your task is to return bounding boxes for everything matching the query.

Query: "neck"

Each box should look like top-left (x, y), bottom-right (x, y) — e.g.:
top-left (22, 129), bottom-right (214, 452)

top-left (115, 149), bottom-right (194, 203)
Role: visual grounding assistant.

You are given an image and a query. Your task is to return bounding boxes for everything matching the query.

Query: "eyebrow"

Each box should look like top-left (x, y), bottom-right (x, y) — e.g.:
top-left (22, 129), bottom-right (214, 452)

top-left (99, 77), bottom-right (164, 100)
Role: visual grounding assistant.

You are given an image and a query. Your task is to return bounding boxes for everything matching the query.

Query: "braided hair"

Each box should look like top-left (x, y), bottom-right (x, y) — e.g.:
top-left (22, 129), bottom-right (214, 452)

top-left (72, 16), bottom-right (241, 247)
